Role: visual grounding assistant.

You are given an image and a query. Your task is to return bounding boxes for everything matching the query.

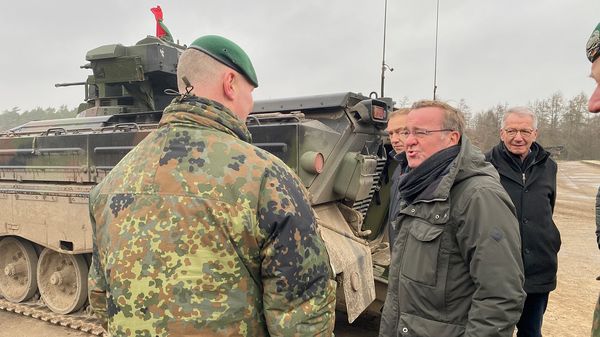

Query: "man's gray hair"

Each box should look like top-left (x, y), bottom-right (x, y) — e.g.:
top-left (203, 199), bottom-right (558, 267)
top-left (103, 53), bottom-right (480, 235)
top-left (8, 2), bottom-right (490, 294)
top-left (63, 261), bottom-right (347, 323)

top-left (502, 106), bottom-right (538, 129)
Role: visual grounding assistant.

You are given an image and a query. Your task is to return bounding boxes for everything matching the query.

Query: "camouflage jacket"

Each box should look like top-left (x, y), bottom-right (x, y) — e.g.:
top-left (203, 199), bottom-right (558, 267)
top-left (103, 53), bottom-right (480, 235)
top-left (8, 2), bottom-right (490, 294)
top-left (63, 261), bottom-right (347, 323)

top-left (88, 96), bottom-right (336, 337)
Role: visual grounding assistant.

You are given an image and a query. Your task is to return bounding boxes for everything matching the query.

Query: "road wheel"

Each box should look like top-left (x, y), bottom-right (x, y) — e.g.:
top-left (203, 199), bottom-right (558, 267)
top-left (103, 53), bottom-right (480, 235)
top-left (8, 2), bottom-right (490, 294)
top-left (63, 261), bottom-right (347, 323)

top-left (37, 248), bottom-right (88, 314)
top-left (0, 237), bottom-right (38, 302)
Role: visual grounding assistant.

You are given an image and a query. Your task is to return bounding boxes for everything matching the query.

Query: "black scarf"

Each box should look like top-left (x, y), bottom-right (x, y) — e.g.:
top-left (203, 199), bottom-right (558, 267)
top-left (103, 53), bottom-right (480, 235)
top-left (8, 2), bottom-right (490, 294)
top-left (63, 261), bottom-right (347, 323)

top-left (398, 145), bottom-right (460, 204)
top-left (501, 142), bottom-right (538, 171)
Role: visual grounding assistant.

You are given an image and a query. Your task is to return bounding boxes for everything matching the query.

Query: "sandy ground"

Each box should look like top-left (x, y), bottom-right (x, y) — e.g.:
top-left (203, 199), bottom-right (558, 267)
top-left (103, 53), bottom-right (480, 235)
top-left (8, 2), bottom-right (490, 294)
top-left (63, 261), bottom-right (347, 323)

top-left (542, 160), bottom-right (600, 336)
top-left (0, 160), bottom-right (598, 336)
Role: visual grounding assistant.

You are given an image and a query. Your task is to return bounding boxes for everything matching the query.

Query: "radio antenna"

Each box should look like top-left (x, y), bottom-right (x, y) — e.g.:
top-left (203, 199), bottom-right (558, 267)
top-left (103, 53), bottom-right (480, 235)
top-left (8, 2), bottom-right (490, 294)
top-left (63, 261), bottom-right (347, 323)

top-left (433, 0), bottom-right (440, 100)
top-left (380, 0), bottom-right (393, 98)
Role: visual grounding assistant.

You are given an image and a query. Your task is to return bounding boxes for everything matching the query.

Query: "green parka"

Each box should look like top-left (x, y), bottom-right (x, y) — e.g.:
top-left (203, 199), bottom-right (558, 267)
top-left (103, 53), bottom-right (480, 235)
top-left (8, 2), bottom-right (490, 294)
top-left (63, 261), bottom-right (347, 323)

top-left (379, 137), bottom-right (525, 337)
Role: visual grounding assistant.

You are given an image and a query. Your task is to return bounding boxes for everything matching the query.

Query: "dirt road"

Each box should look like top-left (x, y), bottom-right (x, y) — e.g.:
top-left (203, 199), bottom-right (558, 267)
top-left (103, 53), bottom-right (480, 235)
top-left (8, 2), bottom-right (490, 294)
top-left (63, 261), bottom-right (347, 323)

top-left (543, 160), bottom-right (600, 336)
top-left (0, 160), bottom-right (599, 336)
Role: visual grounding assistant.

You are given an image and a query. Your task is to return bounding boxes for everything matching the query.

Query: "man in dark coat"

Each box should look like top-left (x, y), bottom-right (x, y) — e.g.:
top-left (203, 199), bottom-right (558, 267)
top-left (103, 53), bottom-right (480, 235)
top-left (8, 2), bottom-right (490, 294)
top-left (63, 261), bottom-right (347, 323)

top-left (385, 108), bottom-right (409, 250)
top-left (485, 106), bottom-right (561, 337)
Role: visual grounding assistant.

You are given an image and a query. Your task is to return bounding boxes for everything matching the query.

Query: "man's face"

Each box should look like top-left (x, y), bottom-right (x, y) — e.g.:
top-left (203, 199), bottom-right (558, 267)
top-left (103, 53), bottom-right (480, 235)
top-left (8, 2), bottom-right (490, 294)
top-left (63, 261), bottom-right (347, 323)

top-left (590, 59), bottom-right (600, 113)
top-left (404, 107), bottom-right (459, 168)
top-left (386, 114), bottom-right (407, 154)
top-left (500, 113), bottom-right (537, 160)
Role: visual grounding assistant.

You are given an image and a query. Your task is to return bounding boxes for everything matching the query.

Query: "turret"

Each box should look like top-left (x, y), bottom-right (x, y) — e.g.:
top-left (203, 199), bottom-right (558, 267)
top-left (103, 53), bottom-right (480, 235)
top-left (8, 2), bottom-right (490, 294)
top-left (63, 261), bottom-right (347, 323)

top-left (76, 36), bottom-right (184, 117)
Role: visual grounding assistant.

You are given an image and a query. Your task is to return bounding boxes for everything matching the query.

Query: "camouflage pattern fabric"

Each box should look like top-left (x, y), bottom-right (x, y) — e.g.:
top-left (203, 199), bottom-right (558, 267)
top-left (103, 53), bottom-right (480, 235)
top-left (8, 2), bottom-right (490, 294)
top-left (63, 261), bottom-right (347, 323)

top-left (594, 294), bottom-right (600, 337)
top-left (587, 22), bottom-right (600, 63)
top-left (88, 95), bottom-right (336, 337)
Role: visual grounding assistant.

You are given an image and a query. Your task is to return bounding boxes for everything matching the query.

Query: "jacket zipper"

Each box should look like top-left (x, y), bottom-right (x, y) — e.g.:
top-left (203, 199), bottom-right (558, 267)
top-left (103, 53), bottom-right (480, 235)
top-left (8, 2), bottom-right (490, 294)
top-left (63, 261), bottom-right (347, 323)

top-left (414, 197), bottom-right (447, 204)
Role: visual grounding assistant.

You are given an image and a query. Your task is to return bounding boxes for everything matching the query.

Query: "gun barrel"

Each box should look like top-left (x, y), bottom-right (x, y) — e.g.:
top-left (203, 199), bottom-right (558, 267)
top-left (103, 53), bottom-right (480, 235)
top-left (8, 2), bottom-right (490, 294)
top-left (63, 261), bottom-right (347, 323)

top-left (54, 82), bottom-right (86, 88)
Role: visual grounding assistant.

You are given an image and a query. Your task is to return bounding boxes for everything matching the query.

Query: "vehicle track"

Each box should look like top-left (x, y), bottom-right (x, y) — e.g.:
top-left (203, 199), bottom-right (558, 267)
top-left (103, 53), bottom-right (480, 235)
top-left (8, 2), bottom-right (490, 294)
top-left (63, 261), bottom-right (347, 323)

top-left (0, 296), bottom-right (106, 336)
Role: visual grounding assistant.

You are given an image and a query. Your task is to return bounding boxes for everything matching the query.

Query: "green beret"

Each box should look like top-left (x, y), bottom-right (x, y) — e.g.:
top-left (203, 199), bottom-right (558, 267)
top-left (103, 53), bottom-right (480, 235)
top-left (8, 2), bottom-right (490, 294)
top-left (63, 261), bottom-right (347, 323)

top-left (587, 22), bottom-right (600, 63)
top-left (188, 35), bottom-right (258, 87)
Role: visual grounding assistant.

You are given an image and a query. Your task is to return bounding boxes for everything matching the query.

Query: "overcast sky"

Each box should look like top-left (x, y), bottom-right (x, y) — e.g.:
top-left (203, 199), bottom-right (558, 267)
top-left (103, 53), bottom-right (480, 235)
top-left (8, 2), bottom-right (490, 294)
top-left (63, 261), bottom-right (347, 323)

top-left (1, 0), bottom-right (598, 114)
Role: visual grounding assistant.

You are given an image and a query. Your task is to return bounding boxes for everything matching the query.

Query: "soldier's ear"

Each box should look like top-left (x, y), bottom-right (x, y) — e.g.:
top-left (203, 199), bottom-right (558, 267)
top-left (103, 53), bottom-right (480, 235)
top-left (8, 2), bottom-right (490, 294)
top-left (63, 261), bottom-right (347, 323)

top-left (222, 72), bottom-right (236, 100)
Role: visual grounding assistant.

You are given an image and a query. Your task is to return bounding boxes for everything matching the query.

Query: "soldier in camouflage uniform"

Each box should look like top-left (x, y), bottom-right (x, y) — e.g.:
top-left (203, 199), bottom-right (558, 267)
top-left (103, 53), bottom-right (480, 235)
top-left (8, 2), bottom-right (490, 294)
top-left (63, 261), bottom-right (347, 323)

top-left (87, 35), bottom-right (337, 337)
top-left (589, 22), bottom-right (600, 337)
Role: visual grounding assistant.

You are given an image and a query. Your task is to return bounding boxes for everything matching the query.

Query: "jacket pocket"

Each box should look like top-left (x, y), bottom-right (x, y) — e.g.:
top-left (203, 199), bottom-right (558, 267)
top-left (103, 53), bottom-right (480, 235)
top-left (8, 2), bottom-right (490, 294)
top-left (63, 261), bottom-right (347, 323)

top-left (397, 312), bottom-right (465, 337)
top-left (401, 220), bottom-right (444, 286)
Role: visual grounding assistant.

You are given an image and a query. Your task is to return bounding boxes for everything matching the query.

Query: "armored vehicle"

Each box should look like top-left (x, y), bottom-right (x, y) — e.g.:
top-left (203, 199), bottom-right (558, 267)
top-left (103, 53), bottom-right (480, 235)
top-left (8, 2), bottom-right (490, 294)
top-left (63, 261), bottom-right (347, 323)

top-left (0, 35), bottom-right (184, 316)
top-left (0, 34), bottom-right (394, 325)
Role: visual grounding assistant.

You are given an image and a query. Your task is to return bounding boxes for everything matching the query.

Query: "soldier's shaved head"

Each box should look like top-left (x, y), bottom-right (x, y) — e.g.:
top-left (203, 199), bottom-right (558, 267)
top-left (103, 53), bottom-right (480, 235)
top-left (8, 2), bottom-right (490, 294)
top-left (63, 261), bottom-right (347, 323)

top-left (176, 48), bottom-right (255, 120)
top-left (177, 49), bottom-right (228, 94)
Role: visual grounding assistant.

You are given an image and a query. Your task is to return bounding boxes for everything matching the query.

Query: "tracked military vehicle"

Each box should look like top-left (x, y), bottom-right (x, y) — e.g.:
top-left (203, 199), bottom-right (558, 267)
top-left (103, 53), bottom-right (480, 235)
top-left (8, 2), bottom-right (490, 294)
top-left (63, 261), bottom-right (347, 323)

top-left (249, 93), bottom-right (394, 321)
top-left (0, 35), bottom-right (184, 319)
top-left (0, 33), bottom-right (394, 329)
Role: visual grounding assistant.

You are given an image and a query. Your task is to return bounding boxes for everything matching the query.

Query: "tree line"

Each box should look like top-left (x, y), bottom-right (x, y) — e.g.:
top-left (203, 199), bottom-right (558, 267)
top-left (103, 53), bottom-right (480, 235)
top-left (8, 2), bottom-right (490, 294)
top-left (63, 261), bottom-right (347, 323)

top-left (0, 106), bottom-right (78, 132)
top-left (1, 91), bottom-right (598, 160)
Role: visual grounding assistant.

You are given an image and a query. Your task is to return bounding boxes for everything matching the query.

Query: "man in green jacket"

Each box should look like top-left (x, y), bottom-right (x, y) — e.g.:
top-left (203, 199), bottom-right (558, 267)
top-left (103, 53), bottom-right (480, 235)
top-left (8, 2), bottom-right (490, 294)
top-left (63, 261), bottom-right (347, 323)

top-left (588, 23), bottom-right (600, 114)
top-left (587, 21), bottom-right (600, 337)
top-left (87, 35), bottom-right (336, 337)
top-left (379, 100), bottom-right (525, 337)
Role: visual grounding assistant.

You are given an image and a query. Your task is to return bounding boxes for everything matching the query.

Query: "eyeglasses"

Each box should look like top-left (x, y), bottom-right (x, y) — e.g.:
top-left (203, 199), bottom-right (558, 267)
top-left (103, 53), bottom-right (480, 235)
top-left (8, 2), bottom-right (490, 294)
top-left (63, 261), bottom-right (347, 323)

top-left (503, 128), bottom-right (535, 137)
top-left (397, 128), bottom-right (454, 140)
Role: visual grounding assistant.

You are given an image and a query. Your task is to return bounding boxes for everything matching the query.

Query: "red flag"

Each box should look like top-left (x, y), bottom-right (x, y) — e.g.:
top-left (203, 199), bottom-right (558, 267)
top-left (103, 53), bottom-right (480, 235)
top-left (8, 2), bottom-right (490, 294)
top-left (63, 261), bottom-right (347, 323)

top-left (150, 5), bottom-right (172, 41)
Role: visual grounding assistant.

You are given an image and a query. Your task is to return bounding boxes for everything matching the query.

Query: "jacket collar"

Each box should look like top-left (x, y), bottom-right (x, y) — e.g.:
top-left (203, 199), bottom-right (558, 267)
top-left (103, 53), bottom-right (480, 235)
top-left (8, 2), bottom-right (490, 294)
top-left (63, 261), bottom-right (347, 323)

top-left (400, 136), bottom-right (499, 224)
top-left (414, 136), bottom-right (498, 203)
top-left (159, 95), bottom-right (253, 143)
top-left (490, 141), bottom-right (550, 172)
